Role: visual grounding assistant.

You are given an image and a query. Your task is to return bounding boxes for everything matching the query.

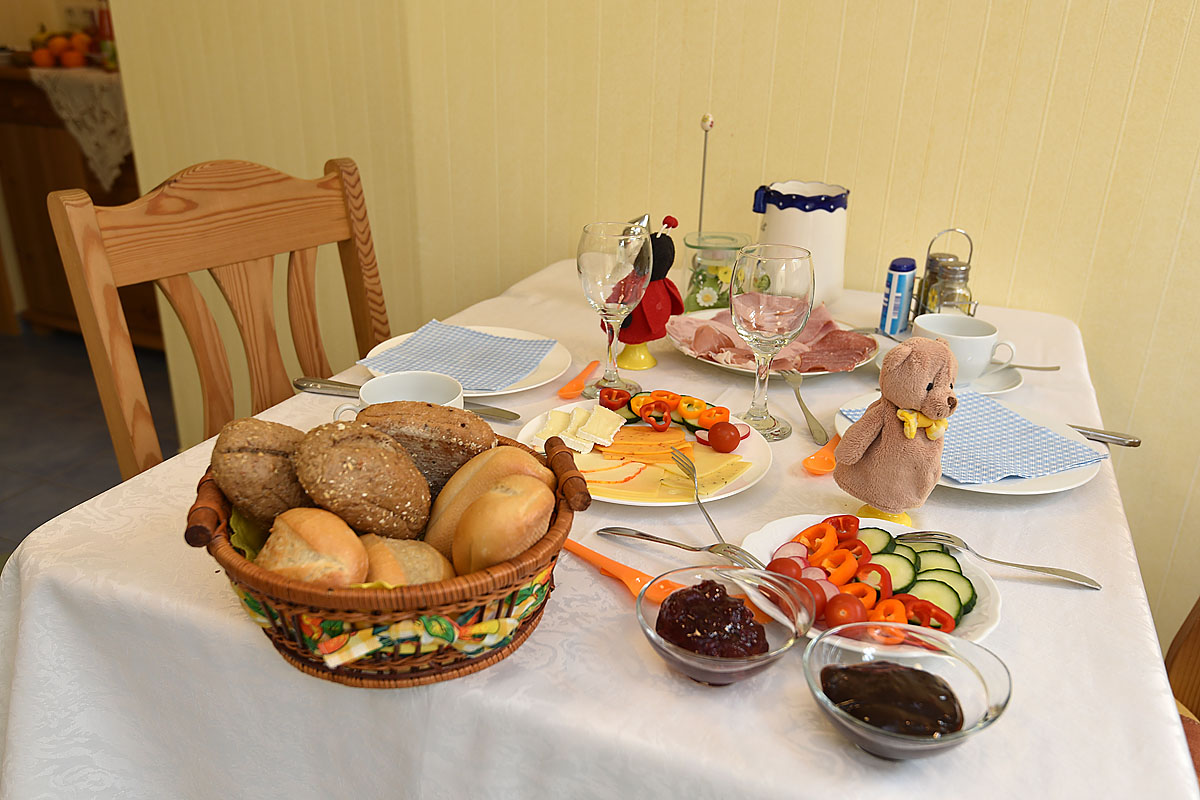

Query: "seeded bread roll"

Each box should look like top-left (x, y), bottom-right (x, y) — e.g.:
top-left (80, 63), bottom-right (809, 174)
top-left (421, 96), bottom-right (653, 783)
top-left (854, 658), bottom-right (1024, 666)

top-left (254, 508), bottom-right (368, 588)
top-left (424, 446), bottom-right (556, 559)
top-left (452, 474), bottom-right (556, 575)
top-left (210, 418), bottom-right (312, 527)
top-left (293, 421), bottom-right (431, 539)
top-left (361, 534), bottom-right (456, 586)
top-left (356, 401), bottom-right (497, 500)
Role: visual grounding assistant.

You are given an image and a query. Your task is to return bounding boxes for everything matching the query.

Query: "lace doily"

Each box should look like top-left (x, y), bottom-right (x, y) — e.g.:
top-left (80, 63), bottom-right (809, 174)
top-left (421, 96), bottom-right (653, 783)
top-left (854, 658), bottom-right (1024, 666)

top-left (28, 67), bottom-right (132, 192)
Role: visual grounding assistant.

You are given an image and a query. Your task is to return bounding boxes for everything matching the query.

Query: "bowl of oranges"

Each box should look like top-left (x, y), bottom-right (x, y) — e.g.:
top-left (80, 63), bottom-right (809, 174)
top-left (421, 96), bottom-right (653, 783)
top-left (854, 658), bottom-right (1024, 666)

top-left (30, 32), bottom-right (92, 69)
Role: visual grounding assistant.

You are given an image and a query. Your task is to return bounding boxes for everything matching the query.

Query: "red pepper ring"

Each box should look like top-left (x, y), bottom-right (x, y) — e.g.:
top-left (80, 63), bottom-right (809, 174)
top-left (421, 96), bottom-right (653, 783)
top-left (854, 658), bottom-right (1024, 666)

top-left (834, 538), bottom-right (872, 566)
top-left (598, 387), bottom-right (632, 411)
top-left (855, 562), bottom-right (892, 600)
top-left (907, 599), bottom-right (957, 633)
top-left (638, 399), bottom-right (672, 431)
top-left (821, 514), bottom-right (861, 542)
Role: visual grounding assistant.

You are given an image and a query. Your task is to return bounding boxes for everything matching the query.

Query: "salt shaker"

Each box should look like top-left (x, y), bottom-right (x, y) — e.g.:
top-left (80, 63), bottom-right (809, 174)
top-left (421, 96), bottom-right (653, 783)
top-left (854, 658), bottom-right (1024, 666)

top-left (880, 257), bottom-right (916, 334)
top-left (929, 260), bottom-right (974, 315)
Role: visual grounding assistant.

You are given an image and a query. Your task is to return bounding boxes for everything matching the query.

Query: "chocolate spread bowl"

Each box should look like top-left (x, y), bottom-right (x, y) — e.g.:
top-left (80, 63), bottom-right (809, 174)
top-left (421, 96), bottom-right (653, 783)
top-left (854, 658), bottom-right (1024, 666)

top-left (802, 622), bottom-right (1012, 760)
top-left (635, 566), bottom-right (815, 686)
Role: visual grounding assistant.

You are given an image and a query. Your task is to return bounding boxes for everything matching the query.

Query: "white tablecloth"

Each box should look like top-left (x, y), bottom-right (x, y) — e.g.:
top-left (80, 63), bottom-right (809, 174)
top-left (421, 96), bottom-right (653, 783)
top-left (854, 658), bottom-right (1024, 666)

top-left (0, 262), bottom-right (1194, 799)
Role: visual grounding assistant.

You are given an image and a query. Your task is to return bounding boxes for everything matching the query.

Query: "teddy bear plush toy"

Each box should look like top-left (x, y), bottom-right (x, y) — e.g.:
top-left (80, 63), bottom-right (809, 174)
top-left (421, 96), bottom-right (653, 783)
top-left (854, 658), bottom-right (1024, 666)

top-left (833, 337), bottom-right (958, 525)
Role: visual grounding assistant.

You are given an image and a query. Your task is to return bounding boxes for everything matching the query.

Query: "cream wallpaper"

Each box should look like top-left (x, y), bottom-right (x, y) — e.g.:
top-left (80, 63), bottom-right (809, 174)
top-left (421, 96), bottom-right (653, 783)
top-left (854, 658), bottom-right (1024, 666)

top-left (111, 0), bottom-right (1198, 649)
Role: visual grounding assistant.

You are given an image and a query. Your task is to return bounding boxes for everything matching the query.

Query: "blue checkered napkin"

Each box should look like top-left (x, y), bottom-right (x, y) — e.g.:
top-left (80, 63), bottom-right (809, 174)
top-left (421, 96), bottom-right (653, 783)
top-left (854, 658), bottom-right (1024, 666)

top-left (840, 391), bottom-right (1108, 485)
top-left (358, 320), bottom-right (558, 392)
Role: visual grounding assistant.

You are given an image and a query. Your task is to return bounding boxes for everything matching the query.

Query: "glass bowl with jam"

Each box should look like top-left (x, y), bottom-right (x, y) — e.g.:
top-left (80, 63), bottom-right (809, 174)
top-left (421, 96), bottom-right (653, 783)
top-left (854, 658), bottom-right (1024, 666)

top-left (635, 566), bottom-right (816, 686)
top-left (802, 621), bottom-right (1011, 760)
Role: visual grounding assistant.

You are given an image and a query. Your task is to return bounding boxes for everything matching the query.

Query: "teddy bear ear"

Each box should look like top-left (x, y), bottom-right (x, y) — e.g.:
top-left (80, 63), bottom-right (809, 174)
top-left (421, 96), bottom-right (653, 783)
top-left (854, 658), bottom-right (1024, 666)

top-left (881, 339), bottom-right (917, 372)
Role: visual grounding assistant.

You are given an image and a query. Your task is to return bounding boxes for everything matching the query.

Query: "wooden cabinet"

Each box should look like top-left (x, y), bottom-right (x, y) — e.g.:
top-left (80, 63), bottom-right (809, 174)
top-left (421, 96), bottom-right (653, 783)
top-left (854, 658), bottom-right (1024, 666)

top-left (0, 66), bottom-right (161, 348)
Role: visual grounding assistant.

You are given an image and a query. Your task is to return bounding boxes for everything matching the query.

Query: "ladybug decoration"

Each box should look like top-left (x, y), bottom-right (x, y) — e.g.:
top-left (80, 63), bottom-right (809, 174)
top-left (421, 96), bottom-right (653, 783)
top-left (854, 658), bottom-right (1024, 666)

top-left (619, 216), bottom-right (684, 345)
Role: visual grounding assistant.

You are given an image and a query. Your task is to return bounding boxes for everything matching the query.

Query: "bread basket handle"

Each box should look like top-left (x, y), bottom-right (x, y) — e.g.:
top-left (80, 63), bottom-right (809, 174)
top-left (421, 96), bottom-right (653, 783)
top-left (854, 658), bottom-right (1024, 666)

top-left (543, 436), bottom-right (591, 512)
top-left (185, 471), bottom-right (231, 548)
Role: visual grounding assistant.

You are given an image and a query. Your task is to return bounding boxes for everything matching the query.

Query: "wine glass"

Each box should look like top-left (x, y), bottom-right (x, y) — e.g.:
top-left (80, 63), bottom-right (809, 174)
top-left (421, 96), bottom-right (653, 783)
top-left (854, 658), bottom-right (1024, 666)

top-left (576, 221), bottom-right (653, 399)
top-left (729, 244), bottom-right (814, 442)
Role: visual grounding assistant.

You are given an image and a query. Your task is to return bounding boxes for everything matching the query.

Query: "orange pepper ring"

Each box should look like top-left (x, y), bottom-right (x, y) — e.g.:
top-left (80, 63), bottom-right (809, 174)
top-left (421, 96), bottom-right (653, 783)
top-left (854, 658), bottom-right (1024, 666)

top-left (866, 624), bottom-right (908, 645)
top-left (841, 582), bottom-right (878, 611)
top-left (819, 548), bottom-right (858, 585)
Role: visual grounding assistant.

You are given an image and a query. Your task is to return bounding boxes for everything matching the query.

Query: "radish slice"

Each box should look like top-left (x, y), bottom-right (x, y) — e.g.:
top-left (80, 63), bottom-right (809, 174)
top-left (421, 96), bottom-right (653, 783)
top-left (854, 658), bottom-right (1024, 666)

top-left (800, 566), bottom-right (828, 582)
top-left (771, 542), bottom-right (811, 563)
top-left (734, 423), bottom-right (751, 439)
top-left (694, 430), bottom-right (710, 446)
top-left (815, 579), bottom-right (839, 601)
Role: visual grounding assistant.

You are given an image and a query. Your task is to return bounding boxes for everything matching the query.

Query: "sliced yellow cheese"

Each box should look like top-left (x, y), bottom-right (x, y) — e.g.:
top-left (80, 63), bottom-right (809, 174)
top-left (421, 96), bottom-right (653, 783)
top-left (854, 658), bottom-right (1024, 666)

top-left (586, 464), bottom-right (669, 501)
top-left (661, 446), bottom-right (744, 479)
top-left (659, 459), bottom-right (753, 498)
top-left (609, 427), bottom-right (687, 444)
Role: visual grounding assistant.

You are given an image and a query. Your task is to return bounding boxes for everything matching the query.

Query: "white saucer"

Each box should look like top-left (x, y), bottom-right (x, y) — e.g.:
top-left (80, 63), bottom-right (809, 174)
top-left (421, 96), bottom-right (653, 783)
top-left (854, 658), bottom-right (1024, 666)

top-left (963, 367), bottom-right (1022, 395)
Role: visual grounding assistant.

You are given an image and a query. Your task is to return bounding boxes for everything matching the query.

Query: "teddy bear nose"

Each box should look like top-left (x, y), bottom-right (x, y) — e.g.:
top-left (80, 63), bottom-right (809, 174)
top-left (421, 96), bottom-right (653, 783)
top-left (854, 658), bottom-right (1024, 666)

top-left (947, 395), bottom-right (957, 409)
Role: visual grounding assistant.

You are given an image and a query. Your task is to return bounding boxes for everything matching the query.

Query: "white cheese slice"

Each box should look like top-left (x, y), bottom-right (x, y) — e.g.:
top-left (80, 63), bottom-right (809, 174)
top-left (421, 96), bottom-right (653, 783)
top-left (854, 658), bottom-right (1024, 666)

top-left (559, 406), bottom-right (595, 453)
top-left (534, 409), bottom-right (572, 445)
top-left (576, 405), bottom-right (624, 446)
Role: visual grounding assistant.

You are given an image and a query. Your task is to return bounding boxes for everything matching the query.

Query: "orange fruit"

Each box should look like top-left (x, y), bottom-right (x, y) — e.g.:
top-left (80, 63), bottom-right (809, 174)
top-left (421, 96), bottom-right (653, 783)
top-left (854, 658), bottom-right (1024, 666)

top-left (60, 50), bottom-right (86, 68)
top-left (70, 32), bottom-right (91, 53)
top-left (46, 35), bottom-right (70, 56)
top-left (30, 47), bottom-right (55, 67)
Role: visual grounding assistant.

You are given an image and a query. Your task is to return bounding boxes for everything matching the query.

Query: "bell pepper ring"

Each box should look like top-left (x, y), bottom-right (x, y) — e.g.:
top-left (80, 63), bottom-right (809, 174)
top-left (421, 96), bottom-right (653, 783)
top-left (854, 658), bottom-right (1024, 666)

top-left (697, 406), bottom-right (730, 430)
top-left (818, 548), bottom-right (858, 586)
top-left (598, 387), bottom-right (631, 411)
top-left (821, 514), bottom-right (861, 542)
top-left (841, 582), bottom-right (878, 611)
top-left (868, 598), bottom-right (908, 624)
top-left (834, 538), bottom-right (872, 566)
top-left (677, 396), bottom-right (707, 419)
top-left (866, 622), bottom-right (908, 645)
top-left (638, 400), bottom-right (672, 432)
top-left (792, 522), bottom-right (838, 563)
top-left (855, 562), bottom-right (892, 599)
top-left (649, 390), bottom-right (682, 411)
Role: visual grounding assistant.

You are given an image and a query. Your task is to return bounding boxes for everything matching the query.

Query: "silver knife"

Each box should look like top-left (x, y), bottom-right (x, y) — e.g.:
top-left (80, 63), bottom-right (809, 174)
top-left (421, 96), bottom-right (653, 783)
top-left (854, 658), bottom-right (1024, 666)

top-left (1068, 425), bottom-right (1140, 447)
top-left (291, 377), bottom-right (520, 421)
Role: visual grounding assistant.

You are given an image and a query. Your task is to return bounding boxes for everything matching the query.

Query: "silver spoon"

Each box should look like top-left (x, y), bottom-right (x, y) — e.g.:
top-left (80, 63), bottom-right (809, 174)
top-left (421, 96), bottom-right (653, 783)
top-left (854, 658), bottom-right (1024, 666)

top-left (893, 530), bottom-right (1101, 590)
top-left (596, 526), bottom-right (766, 569)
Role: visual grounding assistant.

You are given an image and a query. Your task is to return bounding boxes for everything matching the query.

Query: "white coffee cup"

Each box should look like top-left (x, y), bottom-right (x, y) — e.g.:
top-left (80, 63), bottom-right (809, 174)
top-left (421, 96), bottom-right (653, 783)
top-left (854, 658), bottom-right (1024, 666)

top-left (334, 371), bottom-right (464, 419)
top-left (912, 313), bottom-right (1016, 386)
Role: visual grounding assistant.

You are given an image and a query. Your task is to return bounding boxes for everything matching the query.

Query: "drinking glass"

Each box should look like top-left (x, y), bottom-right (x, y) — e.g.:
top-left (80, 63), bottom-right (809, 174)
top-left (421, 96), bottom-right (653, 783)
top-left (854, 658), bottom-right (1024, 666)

top-left (576, 221), bottom-right (653, 398)
top-left (729, 244), bottom-right (814, 442)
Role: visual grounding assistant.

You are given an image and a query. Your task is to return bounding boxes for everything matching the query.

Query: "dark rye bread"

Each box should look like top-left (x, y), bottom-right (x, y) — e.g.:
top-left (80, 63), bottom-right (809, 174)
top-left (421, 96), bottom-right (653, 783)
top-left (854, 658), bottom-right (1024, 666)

top-left (210, 418), bottom-right (313, 527)
top-left (293, 420), bottom-right (431, 539)
top-left (356, 402), bottom-right (497, 500)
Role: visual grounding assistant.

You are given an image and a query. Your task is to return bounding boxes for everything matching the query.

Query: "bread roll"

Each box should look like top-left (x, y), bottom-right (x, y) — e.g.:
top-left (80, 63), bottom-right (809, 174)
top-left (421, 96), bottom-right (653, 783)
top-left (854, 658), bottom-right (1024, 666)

top-left (424, 446), bottom-right (556, 559)
top-left (210, 418), bottom-right (312, 527)
top-left (254, 507), bottom-right (368, 588)
top-left (452, 474), bottom-right (556, 575)
top-left (293, 421), bottom-right (431, 539)
top-left (361, 534), bottom-right (456, 586)
top-left (357, 401), bottom-right (497, 499)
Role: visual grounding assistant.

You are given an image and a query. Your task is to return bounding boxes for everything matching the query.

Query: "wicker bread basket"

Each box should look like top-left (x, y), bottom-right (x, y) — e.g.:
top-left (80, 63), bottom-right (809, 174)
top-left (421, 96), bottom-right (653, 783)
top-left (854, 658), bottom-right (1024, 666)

top-left (185, 435), bottom-right (589, 688)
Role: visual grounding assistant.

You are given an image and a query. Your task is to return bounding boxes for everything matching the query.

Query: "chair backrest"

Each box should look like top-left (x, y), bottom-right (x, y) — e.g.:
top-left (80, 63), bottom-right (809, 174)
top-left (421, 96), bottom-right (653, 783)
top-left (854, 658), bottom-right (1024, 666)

top-left (1168, 593), bottom-right (1200, 715)
top-left (47, 158), bottom-right (391, 480)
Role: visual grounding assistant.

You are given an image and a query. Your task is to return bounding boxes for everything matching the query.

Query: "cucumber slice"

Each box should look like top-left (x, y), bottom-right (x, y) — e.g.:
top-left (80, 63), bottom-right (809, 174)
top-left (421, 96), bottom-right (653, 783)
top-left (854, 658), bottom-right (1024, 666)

top-left (907, 579), bottom-right (964, 623)
top-left (671, 410), bottom-right (704, 432)
top-left (867, 553), bottom-right (916, 594)
top-left (615, 404), bottom-right (640, 422)
top-left (916, 551), bottom-right (962, 574)
top-left (892, 543), bottom-right (918, 564)
top-left (916, 568), bottom-right (976, 615)
top-left (906, 541), bottom-right (947, 554)
top-left (857, 527), bottom-right (894, 555)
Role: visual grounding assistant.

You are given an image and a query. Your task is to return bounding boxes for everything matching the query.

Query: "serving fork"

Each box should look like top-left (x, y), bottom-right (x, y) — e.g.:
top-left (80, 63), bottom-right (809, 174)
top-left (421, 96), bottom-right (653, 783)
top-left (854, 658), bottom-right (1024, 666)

top-left (596, 526), bottom-right (766, 569)
top-left (670, 447), bottom-right (728, 545)
top-left (778, 370), bottom-right (829, 444)
top-left (893, 530), bottom-right (1101, 590)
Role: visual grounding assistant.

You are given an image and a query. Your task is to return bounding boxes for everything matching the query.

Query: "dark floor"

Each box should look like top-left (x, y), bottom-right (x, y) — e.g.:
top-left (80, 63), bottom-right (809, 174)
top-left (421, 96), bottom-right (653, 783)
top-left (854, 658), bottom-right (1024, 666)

top-left (0, 324), bottom-right (177, 551)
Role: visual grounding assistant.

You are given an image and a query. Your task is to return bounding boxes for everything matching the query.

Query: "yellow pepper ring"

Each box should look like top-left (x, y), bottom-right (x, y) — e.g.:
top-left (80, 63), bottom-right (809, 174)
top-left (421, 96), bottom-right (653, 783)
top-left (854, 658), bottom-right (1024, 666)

top-left (677, 396), bottom-right (707, 419)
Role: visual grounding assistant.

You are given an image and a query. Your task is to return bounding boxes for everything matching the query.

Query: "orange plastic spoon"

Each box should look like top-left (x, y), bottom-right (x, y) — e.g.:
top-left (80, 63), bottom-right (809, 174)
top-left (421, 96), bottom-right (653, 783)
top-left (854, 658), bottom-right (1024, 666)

top-left (563, 539), bottom-right (682, 604)
top-left (557, 360), bottom-right (600, 400)
top-left (802, 433), bottom-right (840, 476)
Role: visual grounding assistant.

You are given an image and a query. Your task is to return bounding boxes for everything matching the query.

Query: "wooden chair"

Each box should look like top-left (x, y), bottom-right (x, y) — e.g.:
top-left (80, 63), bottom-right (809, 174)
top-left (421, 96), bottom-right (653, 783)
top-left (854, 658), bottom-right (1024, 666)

top-left (1169, 594), bottom-right (1200, 716)
top-left (47, 159), bottom-right (391, 480)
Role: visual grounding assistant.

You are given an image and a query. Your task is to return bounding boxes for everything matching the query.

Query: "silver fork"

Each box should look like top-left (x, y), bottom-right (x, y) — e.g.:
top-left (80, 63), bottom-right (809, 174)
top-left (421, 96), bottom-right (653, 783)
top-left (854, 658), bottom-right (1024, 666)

top-left (778, 370), bottom-right (828, 445)
top-left (894, 530), bottom-right (1101, 590)
top-left (596, 526), bottom-right (766, 569)
top-left (670, 447), bottom-right (727, 545)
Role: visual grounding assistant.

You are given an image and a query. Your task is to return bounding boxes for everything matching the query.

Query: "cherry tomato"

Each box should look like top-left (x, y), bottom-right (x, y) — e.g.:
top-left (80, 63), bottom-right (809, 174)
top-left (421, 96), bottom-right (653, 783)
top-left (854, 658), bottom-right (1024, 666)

top-left (795, 577), bottom-right (827, 623)
top-left (766, 557), bottom-right (806, 582)
top-left (824, 592), bottom-right (870, 627)
top-left (706, 421), bottom-right (741, 453)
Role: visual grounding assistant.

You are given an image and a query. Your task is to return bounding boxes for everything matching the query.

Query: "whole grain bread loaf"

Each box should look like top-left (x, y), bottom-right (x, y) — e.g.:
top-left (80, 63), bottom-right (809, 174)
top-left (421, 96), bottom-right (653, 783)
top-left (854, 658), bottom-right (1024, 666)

top-left (356, 401), bottom-right (497, 500)
top-left (293, 420), bottom-right (431, 539)
top-left (210, 418), bottom-right (313, 527)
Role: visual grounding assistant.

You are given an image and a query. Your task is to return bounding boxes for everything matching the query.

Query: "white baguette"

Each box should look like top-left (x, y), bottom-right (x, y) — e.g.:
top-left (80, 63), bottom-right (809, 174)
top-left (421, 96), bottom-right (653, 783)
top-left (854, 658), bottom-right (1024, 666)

top-left (254, 508), bottom-right (368, 588)
top-left (452, 474), bottom-right (556, 575)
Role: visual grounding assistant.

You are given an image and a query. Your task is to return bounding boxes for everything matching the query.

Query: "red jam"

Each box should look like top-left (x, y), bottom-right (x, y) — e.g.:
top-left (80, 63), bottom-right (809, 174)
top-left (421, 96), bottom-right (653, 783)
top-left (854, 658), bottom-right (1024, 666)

top-left (820, 661), bottom-right (964, 737)
top-left (655, 579), bottom-right (768, 658)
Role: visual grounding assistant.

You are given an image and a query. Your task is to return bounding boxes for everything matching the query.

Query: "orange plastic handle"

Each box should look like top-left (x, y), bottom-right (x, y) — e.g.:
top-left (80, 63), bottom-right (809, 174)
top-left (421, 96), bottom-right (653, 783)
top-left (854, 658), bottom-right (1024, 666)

top-left (557, 361), bottom-right (600, 399)
top-left (562, 539), bottom-right (682, 604)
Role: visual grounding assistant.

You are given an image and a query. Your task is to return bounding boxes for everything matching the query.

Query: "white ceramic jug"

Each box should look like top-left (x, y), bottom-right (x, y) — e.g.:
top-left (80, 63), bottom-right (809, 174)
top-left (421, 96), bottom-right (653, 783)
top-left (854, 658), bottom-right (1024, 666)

top-left (753, 180), bottom-right (849, 308)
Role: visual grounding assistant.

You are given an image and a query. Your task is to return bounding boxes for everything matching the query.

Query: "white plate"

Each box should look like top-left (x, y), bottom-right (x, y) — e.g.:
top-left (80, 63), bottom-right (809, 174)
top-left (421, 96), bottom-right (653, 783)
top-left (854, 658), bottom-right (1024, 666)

top-left (664, 308), bottom-right (878, 378)
top-left (965, 366), bottom-right (1023, 395)
top-left (365, 326), bottom-right (572, 398)
top-left (740, 514), bottom-right (1001, 642)
top-left (516, 400), bottom-right (773, 507)
top-left (834, 391), bottom-right (1106, 496)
